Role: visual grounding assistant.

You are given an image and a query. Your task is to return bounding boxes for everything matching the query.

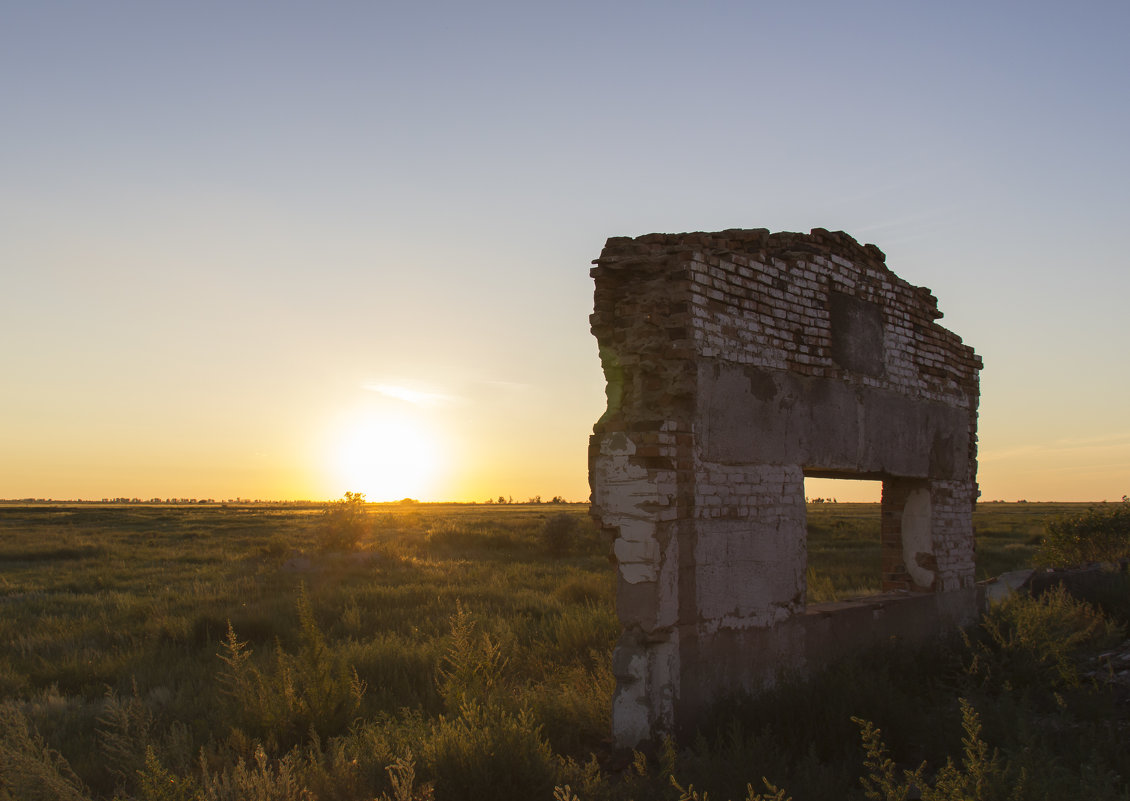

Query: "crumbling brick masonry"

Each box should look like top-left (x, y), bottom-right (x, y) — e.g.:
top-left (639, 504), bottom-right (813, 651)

top-left (588, 228), bottom-right (982, 747)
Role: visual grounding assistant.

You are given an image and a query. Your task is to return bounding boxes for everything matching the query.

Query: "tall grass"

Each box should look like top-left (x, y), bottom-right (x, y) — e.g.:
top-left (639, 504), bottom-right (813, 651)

top-left (0, 503), bottom-right (614, 800)
top-left (0, 501), bottom-right (1125, 800)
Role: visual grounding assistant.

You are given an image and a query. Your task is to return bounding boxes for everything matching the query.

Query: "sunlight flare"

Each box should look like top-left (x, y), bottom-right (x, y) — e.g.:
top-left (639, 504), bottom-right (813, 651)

top-left (333, 416), bottom-right (439, 501)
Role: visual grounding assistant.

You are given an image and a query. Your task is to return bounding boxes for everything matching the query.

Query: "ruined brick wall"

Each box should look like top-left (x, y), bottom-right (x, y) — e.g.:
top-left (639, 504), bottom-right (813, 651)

top-left (589, 228), bottom-right (981, 746)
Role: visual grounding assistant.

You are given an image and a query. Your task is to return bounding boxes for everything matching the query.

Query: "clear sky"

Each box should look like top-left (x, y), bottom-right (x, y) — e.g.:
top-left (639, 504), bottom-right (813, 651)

top-left (2, 1), bottom-right (1127, 503)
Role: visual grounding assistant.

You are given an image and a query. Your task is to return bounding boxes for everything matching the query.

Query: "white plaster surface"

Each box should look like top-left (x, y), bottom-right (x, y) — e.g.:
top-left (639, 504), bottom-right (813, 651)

top-left (901, 487), bottom-right (934, 588)
top-left (610, 634), bottom-right (681, 747)
top-left (592, 433), bottom-right (664, 584)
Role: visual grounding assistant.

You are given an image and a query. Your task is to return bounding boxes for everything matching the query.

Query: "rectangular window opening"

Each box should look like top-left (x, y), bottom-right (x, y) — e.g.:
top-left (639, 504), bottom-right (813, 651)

top-left (803, 475), bottom-right (882, 605)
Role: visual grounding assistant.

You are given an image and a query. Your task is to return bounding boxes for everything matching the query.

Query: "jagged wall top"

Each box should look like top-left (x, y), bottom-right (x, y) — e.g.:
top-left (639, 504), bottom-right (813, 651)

top-left (594, 227), bottom-right (944, 321)
top-left (590, 227), bottom-right (980, 420)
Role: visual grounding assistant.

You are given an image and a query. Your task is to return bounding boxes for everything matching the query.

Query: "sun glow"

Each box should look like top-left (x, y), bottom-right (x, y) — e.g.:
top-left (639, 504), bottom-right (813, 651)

top-left (333, 416), bottom-right (440, 501)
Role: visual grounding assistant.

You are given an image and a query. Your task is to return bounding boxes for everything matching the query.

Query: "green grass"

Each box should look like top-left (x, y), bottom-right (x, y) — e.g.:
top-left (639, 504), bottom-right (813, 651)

top-left (804, 501), bottom-right (1087, 602)
top-left (0, 500), bottom-right (1122, 801)
top-left (0, 502), bottom-right (616, 799)
top-left (805, 503), bottom-right (883, 601)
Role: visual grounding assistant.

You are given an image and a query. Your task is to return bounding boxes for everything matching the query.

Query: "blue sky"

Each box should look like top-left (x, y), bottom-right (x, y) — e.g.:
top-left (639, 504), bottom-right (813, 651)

top-left (2, 1), bottom-right (1128, 501)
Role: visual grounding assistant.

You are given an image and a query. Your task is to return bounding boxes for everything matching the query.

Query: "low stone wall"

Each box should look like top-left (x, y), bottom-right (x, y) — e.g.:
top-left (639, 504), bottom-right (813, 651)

top-left (675, 588), bottom-right (982, 733)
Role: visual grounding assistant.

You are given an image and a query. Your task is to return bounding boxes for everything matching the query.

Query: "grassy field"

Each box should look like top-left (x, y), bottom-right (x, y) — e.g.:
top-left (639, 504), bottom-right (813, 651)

top-left (0, 500), bottom-right (1124, 800)
top-left (803, 501), bottom-right (1071, 601)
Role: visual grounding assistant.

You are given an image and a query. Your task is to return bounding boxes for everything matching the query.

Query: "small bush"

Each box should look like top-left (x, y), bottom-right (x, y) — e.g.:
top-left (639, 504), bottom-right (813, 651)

top-left (855, 699), bottom-right (1018, 801)
top-left (546, 606), bottom-right (619, 665)
top-left (1038, 497), bottom-right (1130, 566)
top-left (135, 747), bottom-right (198, 801)
top-left (95, 682), bottom-right (154, 785)
top-left (424, 701), bottom-right (558, 801)
top-left (968, 584), bottom-right (1124, 691)
top-left (523, 657), bottom-right (613, 754)
top-left (0, 702), bottom-right (90, 801)
top-left (671, 774), bottom-right (793, 801)
top-left (434, 603), bottom-right (508, 714)
top-left (541, 513), bottom-right (578, 556)
top-left (198, 745), bottom-right (311, 801)
top-left (217, 587), bottom-right (366, 746)
top-left (318, 492), bottom-right (370, 552)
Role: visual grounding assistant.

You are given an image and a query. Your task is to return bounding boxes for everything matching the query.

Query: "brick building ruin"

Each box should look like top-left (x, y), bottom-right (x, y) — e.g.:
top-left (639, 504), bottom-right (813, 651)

top-left (588, 228), bottom-right (982, 747)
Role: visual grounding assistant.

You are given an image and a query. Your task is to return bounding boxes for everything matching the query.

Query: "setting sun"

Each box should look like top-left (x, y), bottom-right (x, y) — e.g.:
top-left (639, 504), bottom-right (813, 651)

top-left (333, 416), bottom-right (440, 501)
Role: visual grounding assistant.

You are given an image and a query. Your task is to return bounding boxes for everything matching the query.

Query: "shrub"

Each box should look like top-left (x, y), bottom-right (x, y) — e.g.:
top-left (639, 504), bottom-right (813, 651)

top-left (95, 682), bottom-right (154, 785)
top-left (0, 702), bottom-right (89, 801)
top-left (434, 603), bottom-right (508, 714)
top-left (217, 587), bottom-right (366, 746)
top-left (1038, 497), bottom-right (1130, 566)
top-left (318, 492), bottom-right (370, 552)
top-left (855, 699), bottom-right (1018, 801)
top-left (671, 775), bottom-right (793, 801)
top-left (521, 657), bottom-right (613, 754)
top-left (967, 584), bottom-right (1124, 691)
top-left (541, 513), bottom-right (578, 556)
top-left (198, 744), bottom-right (310, 801)
top-left (376, 750), bottom-right (433, 801)
top-left (423, 701), bottom-right (558, 801)
top-left (545, 606), bottom-right (619, 665)
top-left (135, 747), bottom-right (198, 801)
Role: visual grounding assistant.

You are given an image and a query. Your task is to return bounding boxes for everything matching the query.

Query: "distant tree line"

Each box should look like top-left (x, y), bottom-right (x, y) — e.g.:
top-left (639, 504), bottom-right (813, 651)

top-left (485, 495), bottom-right (570, 504)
